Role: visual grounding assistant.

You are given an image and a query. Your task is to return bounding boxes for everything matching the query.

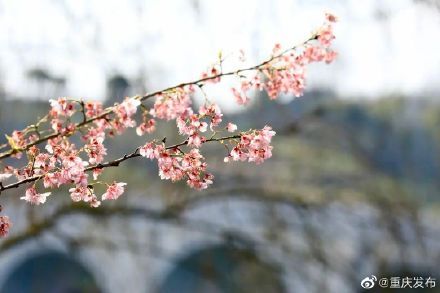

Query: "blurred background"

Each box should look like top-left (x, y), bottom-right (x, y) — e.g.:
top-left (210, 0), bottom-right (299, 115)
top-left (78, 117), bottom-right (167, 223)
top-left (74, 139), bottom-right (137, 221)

top-left (0, 0), bottom-right (440, 292)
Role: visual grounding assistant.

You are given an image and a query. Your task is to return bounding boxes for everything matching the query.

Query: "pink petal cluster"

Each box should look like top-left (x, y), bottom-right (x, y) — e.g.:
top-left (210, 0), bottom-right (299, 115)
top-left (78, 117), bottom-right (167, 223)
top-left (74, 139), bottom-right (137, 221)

top-left (85, 137), bottom-right (107, 164)
top-left (226, 123), bottom-right (238, 132)
top-left (0, 216), bottom-right (11, 237)
top-left (61, 154), bottom-right (88, 185)
top-left (225, 126), bottom-right (276, 164)
top-left (21, 186), bottom-right (51, 205)
top-left (177, 115), bottom-right (207, 148)
top-left (69, 186), bottom-right (101, 207)
top-left (140, 142), bottom-right (214, 190)
top-left (317, 13), bottom-right (337, 47)
top-left (136, 118), bottom-right (156, 136)
top-left (40, 139), bottom-right (90, 189)
top-left (49, 97), bottom-right (76, 117)
top-left (85, 101), bottom-right (104, 117)
top-left (113, 97), bottom-right (141, 131)
top-left (139, 142), bottom-right (158, 159)
top-left (150, 87), bottom-right (193, 121)
top-left (231, 15), bottom-right (337, 102)
top-left (175, 103), bottom-right (224, 148)
top-left (199, 103), bottom-right (223, 130)
top-left (102, 182), bottom-right (127, 200)
top-left (201, 66), bottom-right (221, 83)
top-left (47, 98), bottom-right (80, 136)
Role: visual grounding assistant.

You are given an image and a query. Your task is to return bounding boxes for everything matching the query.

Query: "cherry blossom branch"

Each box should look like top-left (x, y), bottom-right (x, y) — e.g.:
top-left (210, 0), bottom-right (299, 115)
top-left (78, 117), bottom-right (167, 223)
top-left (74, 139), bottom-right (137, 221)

top-left (0, 36), bottom-right (316, 161)
top-left (91, 134), bottom-right (241, 169)
top-left (0, 134), bottom-right (240, 193)
top-left (0, 13), bottom-right (338, 238)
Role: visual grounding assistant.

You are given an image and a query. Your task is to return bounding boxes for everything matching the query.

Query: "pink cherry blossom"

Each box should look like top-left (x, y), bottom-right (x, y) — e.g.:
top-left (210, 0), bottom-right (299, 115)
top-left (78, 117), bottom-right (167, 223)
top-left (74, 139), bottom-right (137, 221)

top-left (69, 186), bottom-right (90, 202)
top-left (85, 137), bottom-right (107, 164)
top-left (85, 101), bottom-right (104, 117)
top-left (83, 125), bottom-right (107, 142)
top-left (61, 154), bottom-right (89, 185)
top-left (33, 153), bottom-right (51, 175)
top-left (187, 133), bottom-right (205, 148)
top-left (199, 103), bottom-right (223, 130)
top-left (187, 172), bottom-right (214, 190)
top-left (226, 123), bottom-right (237, 132)
top-left (150, 87), bottom-right (193, 121)
top-left (21, 187), bottom-right (51, 205)
top-left (228, 16), bottom-right (337, 103)
top-left (139, 142), bottom-right (157, 159)
top-left (69, 185), bottom-right (101, 207)
top-left (43, 172), bottom-right (61, 188)
top-left (89, 198), bottom-right (101, 208)
top-left (136, 118), bottom-right (156, 136)
top-left (225, 126), bottom-right (276, 165)
top-left (317, 24), bottom-right (335, 48)
top-left (157, 150), bottom-right (184, 181)
top-left (102, 182), bottom-right (127, 200)
top-left (142, 146), bottom-right (214, 190)
top-left (201, 65), bottom-right (221, 83)
top-left (49, 97), bottom-right (76, 117)
top-left (113, 97), bottom-right (141, 130)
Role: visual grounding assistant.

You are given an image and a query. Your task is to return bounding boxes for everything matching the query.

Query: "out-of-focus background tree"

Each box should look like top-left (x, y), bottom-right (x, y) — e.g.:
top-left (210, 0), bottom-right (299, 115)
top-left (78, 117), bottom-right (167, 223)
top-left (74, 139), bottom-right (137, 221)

top-left (0, 0), bottom-right (439, 292)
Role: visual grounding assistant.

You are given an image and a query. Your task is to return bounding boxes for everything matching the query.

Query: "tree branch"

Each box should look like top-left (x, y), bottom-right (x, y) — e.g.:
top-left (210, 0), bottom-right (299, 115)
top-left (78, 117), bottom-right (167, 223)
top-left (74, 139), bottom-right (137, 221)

top-left (0, 135), bottom-right (240, 194)
top-left (0, 36), bottom-right (315, 161)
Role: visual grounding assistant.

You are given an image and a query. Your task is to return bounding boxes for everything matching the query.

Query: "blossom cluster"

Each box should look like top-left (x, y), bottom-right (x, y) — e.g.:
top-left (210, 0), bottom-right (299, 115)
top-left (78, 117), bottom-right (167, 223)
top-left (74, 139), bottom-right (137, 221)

top-left (231, 12), bottom-right (337, 102)
top-left (140, 143), bottom-right (214, 190)
top-left (0, 13), bottom-right (338, 237)
top-left (224, 126), bottom-right (276, 164)
top-left (1, 97), bottom-right (141, 212)
top-left (150, 87), bottom-right (194, 121)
